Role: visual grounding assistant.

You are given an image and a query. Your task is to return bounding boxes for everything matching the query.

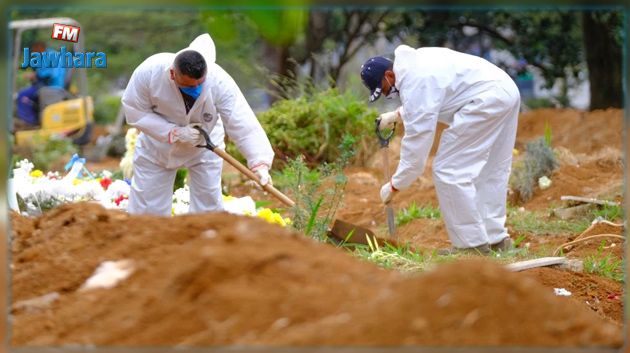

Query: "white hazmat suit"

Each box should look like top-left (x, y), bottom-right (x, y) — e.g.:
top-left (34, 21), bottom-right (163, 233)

top-left (391, 45), bottom-right (520, 249)
top-left (122, 34), bottom-right (274, 216)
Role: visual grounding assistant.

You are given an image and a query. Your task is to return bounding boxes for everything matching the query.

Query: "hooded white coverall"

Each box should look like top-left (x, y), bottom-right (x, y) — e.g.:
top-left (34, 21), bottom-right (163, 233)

top-left (391, 45), bottom-right (520, 248)
top-left (122, 34), bottom-right (274, 216)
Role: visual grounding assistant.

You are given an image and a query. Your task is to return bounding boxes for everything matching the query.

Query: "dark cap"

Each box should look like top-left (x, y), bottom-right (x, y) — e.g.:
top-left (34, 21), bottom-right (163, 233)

top-left (360, 56), bottom-right (393, 102)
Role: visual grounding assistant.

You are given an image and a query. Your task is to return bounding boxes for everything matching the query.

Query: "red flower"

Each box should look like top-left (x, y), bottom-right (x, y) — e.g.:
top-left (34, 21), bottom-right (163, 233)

top-left (100, 177), bottom-right (113, 190)
top-left (114, 195), bottom-right (128, 206)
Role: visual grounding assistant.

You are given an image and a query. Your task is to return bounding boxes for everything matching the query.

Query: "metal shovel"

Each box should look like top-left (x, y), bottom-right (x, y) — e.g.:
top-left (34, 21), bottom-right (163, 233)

top-left (376, 120), bottom-right (397, 239)
top-left (194, 126), bottom-right (295, 207)
top-left (194, 126), bottom-right (378, 244)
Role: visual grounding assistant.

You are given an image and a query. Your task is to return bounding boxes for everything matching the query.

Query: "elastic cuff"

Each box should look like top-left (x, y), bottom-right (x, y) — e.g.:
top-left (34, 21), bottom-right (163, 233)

top-left (390, 178), bottom-right (398, 192)
top-left (250, 162), bottom-right (270, 171)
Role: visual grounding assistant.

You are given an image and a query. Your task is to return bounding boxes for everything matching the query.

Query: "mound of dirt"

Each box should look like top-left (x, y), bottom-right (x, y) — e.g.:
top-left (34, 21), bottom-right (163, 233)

top-left (524, 268), bottom-right (624, 325)
top-left (10, 203), bottom-right (622, 347)
top-left (515, 108), bottom-right (622, 154)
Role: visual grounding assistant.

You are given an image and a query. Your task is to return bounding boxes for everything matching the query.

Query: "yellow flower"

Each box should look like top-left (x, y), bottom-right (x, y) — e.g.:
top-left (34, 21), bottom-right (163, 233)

top-left (512, 148), bottom-right (519, 156)
top-left (257, 208), bottom-right (274, 223)
top-left (72, 179), bottom-right (83, 185)
top-left (222, 195), bottom-right (236, 201)
top-left (256, 208), bottom-right (291, 227)
top-left (30, 170), bottom-right (44, 178)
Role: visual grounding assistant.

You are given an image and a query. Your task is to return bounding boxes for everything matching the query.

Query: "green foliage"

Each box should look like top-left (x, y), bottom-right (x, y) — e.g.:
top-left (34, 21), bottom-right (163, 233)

top-left (174, 169), bottom-right (188, 192)
top-left (525, 98), bottom-right (556, 110)
top-left (276, 134), bottom-right (356, 241)
top-left (544, 120), bottom-right (552, 147)
top-left (396, 202), bottom-right (441, 226)
top-left (351, 241), bottom-right (429, 272)
top-left (510, 137), bottom-right (559, 202)
top-left (507, 209), bottom-right (590, 236)
top-left (252, 88), bottom-right (377, 167)
top-left (94, 95), bottom-right (121, 125)
top-left (584, 242), bottom-right (624, 282)
top-left (31, 135), bottom-right (78, 171)
top-left (592, 204), bottom-right (624, 222)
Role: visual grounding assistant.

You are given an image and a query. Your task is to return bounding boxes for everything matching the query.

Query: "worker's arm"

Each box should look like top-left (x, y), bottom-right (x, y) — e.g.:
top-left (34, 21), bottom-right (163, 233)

top-left (211, 65), bottom-right (274, 170)
top-left (121, 65), bottom-right (177, 144)
top-left (390, 77), bottom-right (444, 190)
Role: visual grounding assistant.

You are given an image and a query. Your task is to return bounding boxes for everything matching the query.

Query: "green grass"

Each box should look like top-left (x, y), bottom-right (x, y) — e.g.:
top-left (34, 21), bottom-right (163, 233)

top-left (508, 209), bottom-right (590, 236)
top-left (343, 206), bottom-right (621, 279)
top-left (396, 202), bottom-right (441, 226)
top-left (592, 203), bottom-right (624, 222)
top-left (584, 242), bottom-right (624, 282)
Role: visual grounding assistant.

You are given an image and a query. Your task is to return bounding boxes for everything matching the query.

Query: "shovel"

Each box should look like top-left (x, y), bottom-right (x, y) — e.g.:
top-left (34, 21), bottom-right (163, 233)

top-left (376, 120), bottom-right (397, 239)
top-left (194, 126), bottom-right (377, 243)
top-left (194, 126), bottom-right (295, 207)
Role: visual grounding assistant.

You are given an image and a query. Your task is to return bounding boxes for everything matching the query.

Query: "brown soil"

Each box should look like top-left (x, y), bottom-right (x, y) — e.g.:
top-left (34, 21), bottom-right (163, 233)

top-left (523, 268), bottom-right (624, 326)
top-left (10, 108), bottom-right (625, 347)
top-left (10, 203), bottom-right (622, 347)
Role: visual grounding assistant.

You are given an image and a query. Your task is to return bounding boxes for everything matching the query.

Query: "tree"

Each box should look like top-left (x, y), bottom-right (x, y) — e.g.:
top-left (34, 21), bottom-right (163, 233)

top-left (582, 11), bottom-right (623, 109)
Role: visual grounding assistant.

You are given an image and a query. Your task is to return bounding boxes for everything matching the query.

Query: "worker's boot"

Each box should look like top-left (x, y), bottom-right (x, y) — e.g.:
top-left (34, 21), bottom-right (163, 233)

top-left (437, 243), bottom-right (491, 256)
top-left (490, 237), bottom-right (514, 252)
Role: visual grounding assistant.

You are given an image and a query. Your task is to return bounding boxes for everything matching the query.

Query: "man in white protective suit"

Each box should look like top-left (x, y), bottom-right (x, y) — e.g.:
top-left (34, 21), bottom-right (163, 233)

top-left (122, 34), bottom-right (274, 215)
top-left (360, 45), bottom-right (521, 255)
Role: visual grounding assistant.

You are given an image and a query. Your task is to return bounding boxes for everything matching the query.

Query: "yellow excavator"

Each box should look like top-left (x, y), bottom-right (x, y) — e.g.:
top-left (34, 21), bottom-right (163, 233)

top-left (10, 17), bottom-right (94, 146)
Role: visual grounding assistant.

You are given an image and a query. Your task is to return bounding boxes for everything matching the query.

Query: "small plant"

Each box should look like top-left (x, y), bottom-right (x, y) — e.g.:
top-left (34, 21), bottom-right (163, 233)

top-left (351, 240), bottom-right (430, 272)
top-left (584, 241), bottom-right (624, 282)
top-left (277, 134), bottom-right (356, 242)
top-left (544, 119), bottom-right (552, 147)
top-left (396, 202), bottom-right (441, 226)
top-left (508, 209), bottom-right (590, 236)
top-left (592, 203), bottom-right (623, 222)
top-left (510, 137), bottom-right (559, 202)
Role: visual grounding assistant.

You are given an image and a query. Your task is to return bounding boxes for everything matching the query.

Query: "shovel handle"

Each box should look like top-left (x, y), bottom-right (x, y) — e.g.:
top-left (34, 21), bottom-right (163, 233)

top-left (212, 149), bottom-right (295, 207)
top-left (194, 126), bottom-right (296, 207)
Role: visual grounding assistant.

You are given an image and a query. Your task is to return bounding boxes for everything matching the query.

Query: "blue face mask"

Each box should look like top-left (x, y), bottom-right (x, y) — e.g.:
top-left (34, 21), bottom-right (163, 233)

top-left (179, 84), bottom-right (203, 99)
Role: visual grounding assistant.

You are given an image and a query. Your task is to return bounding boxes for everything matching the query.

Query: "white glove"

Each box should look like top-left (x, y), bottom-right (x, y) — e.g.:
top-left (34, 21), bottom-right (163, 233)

top-left (377, 107), bottom-right (402, 130)
top-left (380, 181), bottom-right (397, 204)
top-left (168, 125), bottom-right (204, 146)
top-left (252, 164), bottom-right (272, 187)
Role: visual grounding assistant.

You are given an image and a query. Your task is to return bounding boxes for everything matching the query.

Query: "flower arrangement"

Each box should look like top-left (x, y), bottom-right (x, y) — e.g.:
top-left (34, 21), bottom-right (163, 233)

top-left (10, 155), bottom-right (291, 226)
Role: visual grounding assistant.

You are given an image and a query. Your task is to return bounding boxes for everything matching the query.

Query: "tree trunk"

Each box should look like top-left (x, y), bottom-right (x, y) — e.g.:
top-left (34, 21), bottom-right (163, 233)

top-left (582, 12), bottom-right (623, 110)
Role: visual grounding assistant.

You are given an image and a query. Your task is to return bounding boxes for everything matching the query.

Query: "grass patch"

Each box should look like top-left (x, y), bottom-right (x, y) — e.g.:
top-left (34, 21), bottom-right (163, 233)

top-left (350, 241), bottom-right (432, 272)
top-left (396, 202), bottom-right (441, 226)
top-left (508, 209), bottom-right (590, 236)
top-left (592, 203), bottom-right (624, 222)
top-left (584, 241), bottom-right (624, 282)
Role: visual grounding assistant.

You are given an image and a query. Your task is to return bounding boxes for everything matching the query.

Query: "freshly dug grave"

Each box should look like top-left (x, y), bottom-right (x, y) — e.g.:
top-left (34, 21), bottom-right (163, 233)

top-left (10, 203), bottom-right (622, 347)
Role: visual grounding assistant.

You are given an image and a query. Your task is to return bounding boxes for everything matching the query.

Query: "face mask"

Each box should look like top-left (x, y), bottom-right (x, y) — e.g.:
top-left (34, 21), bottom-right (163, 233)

top-left (384, 77), bottom-right (399, 99)
top-left (179, 84), bottom-right (203, 100)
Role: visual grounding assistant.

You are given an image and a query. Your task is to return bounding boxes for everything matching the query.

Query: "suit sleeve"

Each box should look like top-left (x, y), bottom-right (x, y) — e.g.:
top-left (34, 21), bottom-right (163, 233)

top-left (122, 64), bottom-right (176, 144)
top-left (391, 75), bottom-right (444, 190)
top-left (212, 66), bottom-right (274, 169)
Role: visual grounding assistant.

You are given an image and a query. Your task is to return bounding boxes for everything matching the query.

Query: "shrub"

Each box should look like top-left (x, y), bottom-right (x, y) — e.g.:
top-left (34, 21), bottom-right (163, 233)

top-left (228, 88), bottom-right (377, 168)
top-left (30, 135), bottom-right (78, 172)
top-left (275, 134), bottom-right (356, 242)
top-left (94, 94), bottom-right (121, 125)
top-left (510, 137), bottom-right (559, 202)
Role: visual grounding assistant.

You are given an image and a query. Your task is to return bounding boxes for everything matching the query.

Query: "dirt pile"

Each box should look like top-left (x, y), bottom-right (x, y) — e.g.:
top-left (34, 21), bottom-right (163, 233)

top-left (10, 203), bottom-right (622, 347)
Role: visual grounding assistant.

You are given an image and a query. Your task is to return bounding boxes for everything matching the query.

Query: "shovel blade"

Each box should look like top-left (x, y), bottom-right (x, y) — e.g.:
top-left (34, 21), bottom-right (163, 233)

top-left (328, 219), bottom-right (399, 248)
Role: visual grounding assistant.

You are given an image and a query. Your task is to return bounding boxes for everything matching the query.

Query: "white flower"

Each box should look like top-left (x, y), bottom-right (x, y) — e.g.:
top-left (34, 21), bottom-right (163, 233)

top-left (538, 176), bottom-right (552, 190)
